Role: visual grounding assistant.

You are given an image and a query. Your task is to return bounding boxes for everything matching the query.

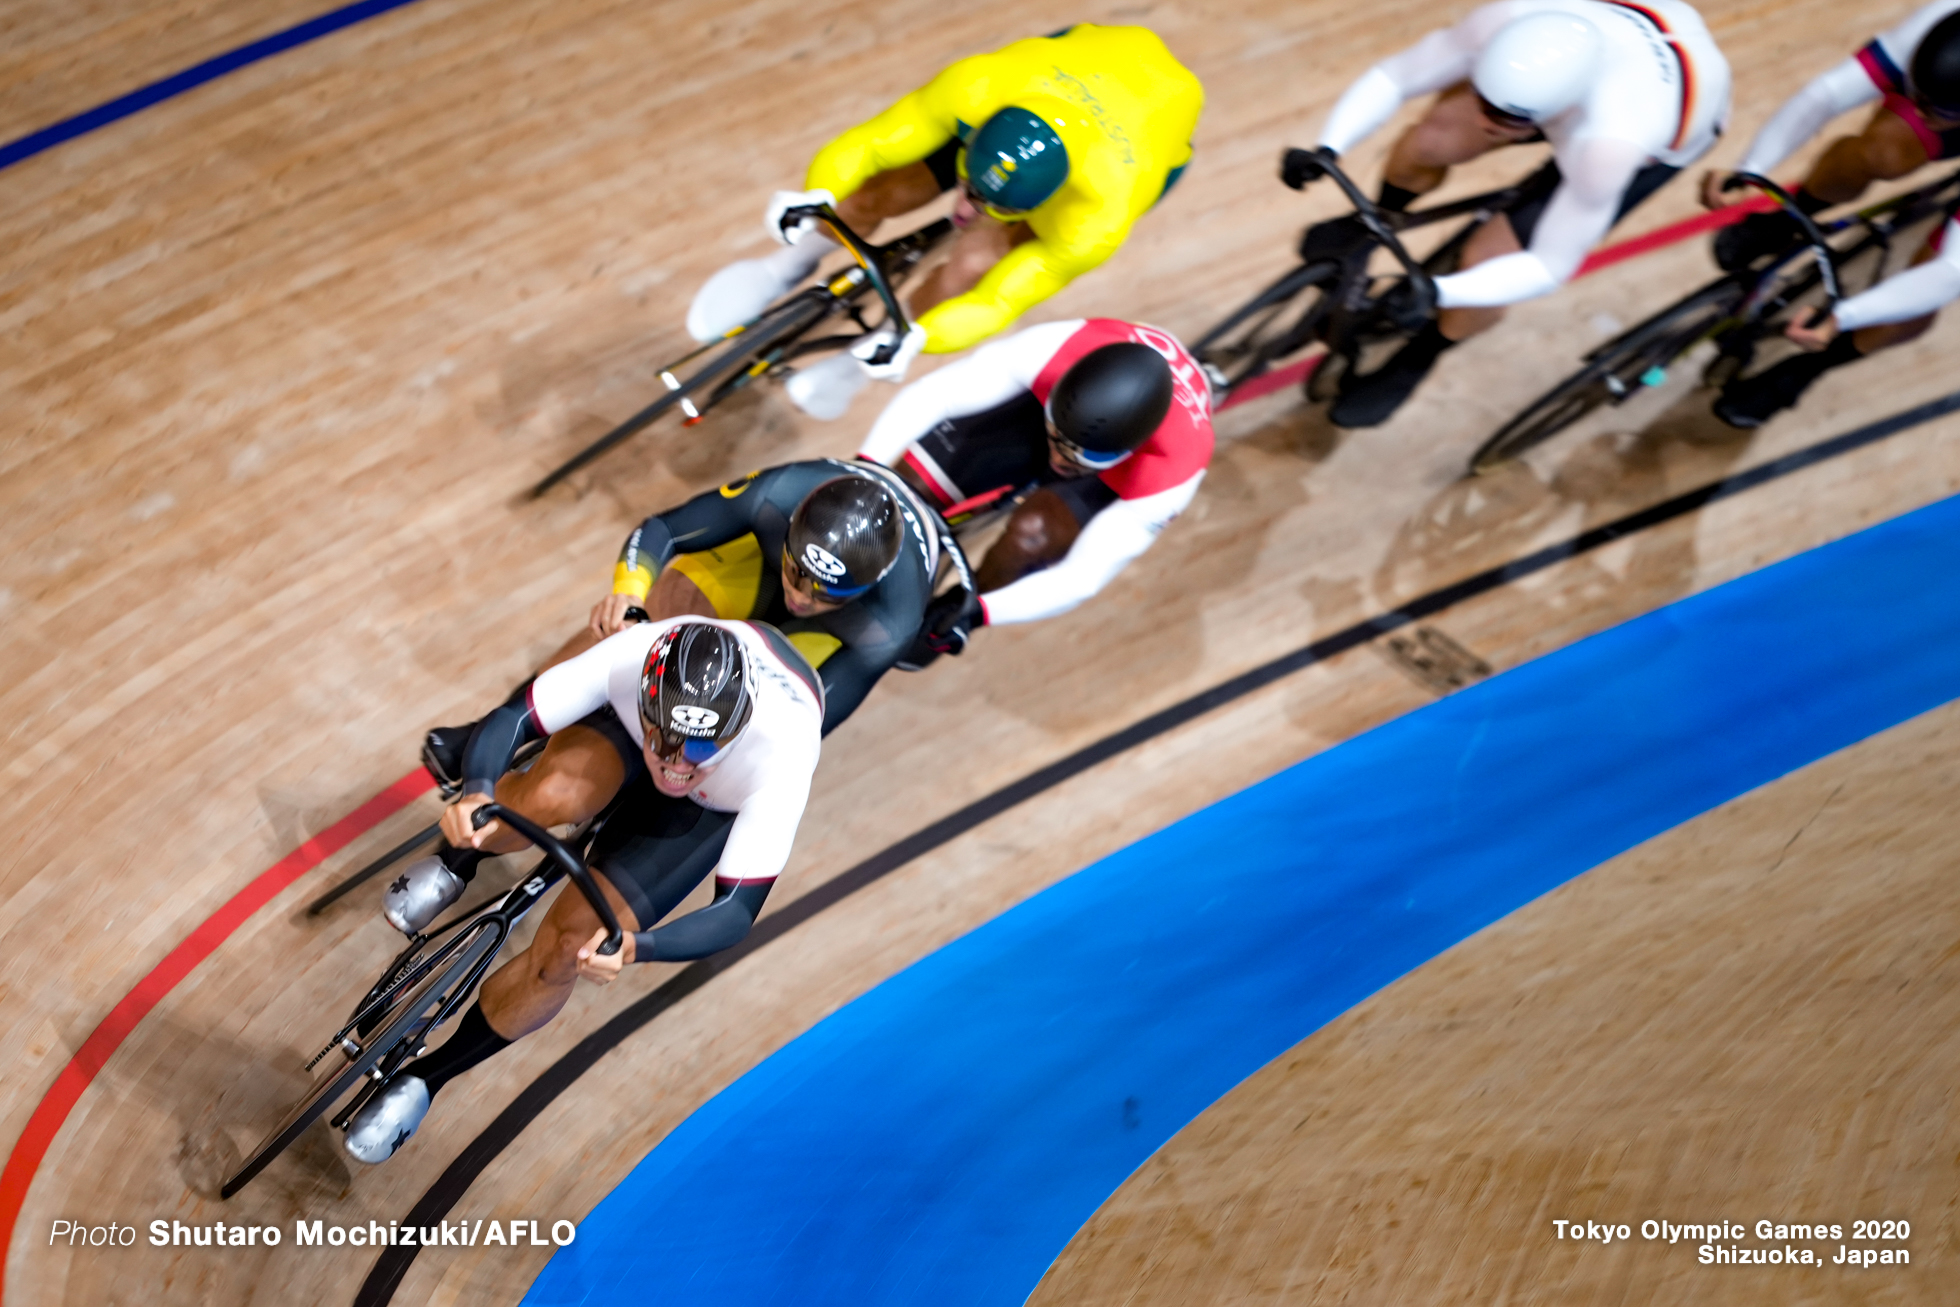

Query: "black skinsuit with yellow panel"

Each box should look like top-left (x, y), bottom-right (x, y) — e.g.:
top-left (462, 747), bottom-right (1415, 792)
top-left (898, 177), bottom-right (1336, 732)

top-left (613, 459), bottom-right (933, 734)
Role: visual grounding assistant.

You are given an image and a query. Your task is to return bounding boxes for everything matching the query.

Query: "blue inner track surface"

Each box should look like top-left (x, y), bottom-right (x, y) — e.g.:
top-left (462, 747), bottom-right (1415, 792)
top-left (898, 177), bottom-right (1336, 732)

top-left (0, 0), bottom-right (428, 173)
top-left (528, 493), bottom-right (1960, 1306)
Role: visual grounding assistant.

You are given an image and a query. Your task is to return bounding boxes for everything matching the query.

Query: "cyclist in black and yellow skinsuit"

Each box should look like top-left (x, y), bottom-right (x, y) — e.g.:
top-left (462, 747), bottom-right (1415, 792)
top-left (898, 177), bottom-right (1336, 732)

top-left (423, 462), bottom-right (935, 794)
top-left (604, 460), bottom-right (937, 731)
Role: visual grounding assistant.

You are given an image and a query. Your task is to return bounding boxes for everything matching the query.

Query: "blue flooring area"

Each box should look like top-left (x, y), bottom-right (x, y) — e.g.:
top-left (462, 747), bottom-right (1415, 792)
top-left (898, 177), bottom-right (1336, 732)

top-left (528, 494), bottom-right (1960, 1306)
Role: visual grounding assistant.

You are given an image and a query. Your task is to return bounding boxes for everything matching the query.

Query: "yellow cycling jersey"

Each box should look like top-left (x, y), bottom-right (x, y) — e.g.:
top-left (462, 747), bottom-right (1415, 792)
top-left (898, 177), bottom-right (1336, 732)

top-left (806, 24), bottom-right (1203, 354)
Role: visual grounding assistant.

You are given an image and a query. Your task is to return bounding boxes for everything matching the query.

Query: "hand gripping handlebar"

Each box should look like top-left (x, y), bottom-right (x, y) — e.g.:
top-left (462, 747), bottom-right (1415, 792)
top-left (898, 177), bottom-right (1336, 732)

top-left (1725, 172), bottom-right (1843, 313)
top-left (1304, 148), bottom-right (1439, 320)
top-left (778, 202), bottom-right (914, 364)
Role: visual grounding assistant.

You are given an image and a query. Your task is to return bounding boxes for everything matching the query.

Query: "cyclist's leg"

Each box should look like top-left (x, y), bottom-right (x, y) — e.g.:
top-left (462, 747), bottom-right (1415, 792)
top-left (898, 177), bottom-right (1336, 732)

top-left (365, 859), bottom-right (642, 1146)
top-left (836, 160), bottom-right (947, 236)
top-left (1383, 83), bottom-right (1526, 195)
top-left (912, 217), bottom-right (1038, 318)
top-left (468, 717), bottom-right (632, 856)
top-left (974, 481), bottom-right (1110, 591)
top-left (1719, 106), bottom-right (1930, 269)
top-left (402, 713), bottom-right (633, 931)
top-left (478, 780), bottom-right (734, 1039)
top-left (1716, 227), bottom-right (1943, 428)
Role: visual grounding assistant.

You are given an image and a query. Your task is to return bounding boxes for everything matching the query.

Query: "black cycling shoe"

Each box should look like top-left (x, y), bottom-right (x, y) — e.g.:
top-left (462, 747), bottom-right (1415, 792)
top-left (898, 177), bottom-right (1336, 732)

top-left (1712, 333), bottom-right (1861, 429)
top-left (1712, 209), bottom-right (1802, 272)
top-left (1299, 214), bottom-right (1374, 264)
top-left (1712, 357), bottom-right (1820, 429)
top-left (1326, 325), bottom-right (1452, 429)
top-left (420, 723), bottom-right (475, 798)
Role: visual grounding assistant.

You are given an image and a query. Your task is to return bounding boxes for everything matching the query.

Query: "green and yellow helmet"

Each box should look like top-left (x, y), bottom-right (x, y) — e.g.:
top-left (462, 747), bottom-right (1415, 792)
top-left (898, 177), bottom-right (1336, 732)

top-left (960, 101), bottom-right (1071, 215)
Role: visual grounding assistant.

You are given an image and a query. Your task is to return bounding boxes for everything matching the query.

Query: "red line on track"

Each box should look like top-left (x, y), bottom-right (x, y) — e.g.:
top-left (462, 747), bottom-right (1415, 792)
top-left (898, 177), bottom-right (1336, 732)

top-left (0, 768), bottom-right (434, 1301)
top-left (0, 188), bottom-right (1787, 1303)
top-left (1217, 196), bottom-right (1774, 413)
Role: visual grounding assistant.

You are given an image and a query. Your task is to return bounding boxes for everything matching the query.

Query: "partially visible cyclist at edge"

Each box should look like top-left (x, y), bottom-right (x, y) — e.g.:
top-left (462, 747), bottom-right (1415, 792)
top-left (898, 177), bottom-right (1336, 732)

top-left (346, 618), bottom-right (824, 1162)
top-left (1280, 1), bottom-right (1731, 428)
top-left (1703, 3), bottom-right (1960, 428)
top-left (685, 24), bottom-right (1203, 413)
top-left (422, 462), bottom-right (935, 783)
top-left (855, 319), bottom-right (1213, 663)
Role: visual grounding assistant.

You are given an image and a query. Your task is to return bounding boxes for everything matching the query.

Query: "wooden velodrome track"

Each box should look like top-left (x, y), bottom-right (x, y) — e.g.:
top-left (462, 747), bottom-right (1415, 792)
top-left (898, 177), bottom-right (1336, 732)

top-left (4, 0), bottom-right (1958, 1301)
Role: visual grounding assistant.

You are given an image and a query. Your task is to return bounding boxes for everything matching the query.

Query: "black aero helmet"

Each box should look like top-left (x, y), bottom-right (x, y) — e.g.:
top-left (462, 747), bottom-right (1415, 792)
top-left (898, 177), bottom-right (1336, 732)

top-left (1045, 342), bottom-right (1175, 469)
top-left (640, 622), bottom-right (754, 766)
top-left (1914, 13), bottom-right (1960, 116)
top-left (783, 475), bottom-right (903, 601)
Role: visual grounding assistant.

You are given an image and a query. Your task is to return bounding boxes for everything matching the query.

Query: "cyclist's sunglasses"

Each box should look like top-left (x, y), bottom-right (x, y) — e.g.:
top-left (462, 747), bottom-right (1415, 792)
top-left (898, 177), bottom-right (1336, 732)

top-left (1916, 94), bottom-right (1960, 123)
top-left (782, 546), bottom-right (873, 602)
top-left (640, 708), bottom-right (731, 767)
top-left (954, 152), bottom-right (1032, 223)
top-left (1047, 427), bottom-right (1132, 472)
top-left (1476, 95), bottom-right (1537, 131)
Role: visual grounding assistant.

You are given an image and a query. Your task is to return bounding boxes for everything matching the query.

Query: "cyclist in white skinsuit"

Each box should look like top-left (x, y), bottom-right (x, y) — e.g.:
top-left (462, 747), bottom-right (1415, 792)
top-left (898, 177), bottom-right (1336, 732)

top-left (1703, 1), bottom-right (1960, 426)
top-left (1284, 0), bottom-right (1732, 426)
top-left (346, 618), bottom-right (823, 1164)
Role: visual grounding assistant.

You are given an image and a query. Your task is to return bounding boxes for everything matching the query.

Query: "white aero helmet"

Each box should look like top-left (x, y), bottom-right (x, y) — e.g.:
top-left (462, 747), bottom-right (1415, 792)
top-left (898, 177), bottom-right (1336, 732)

top-left (1473, 11), bottom-right (1604, 123)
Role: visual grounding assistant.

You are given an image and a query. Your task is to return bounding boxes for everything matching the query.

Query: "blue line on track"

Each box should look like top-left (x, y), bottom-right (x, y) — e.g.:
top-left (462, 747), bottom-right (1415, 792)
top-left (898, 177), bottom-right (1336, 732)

top-left (0, 0), bottom-right (429, 173)
top-left (526, 491), bottom-right (1960, 1305)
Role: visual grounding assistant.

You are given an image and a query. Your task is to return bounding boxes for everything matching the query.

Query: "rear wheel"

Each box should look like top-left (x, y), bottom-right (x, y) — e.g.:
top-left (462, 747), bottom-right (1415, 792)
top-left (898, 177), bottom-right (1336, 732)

top-left (531, 293), bottom-right (833, 496)
top-left (1192, 262), bottom-right (1342, 393)
top-left (1469, 280), bottom-right (1747, 475)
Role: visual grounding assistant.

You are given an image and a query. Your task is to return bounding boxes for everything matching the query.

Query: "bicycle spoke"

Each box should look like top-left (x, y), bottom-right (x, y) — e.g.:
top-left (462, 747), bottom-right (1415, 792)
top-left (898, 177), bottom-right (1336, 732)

top-left (1470, 280), bottom-right (1746, 474)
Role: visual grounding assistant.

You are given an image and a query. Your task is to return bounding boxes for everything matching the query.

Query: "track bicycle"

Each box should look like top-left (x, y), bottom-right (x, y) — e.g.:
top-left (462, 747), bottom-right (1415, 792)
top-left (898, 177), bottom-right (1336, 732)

top-left (1193, 150), bottom-right (1525, 401)
top-left (1465, 168), bottom-right (1960, 473)
top-left (532, 206), bottom-right (953, 496)
top-left (222, 804), bottom-right (621, 1197)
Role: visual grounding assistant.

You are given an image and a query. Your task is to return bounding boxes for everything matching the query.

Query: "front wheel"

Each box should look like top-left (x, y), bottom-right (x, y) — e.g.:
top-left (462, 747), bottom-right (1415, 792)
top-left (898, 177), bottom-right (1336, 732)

top-left (1468, 279), bottom-right (1747, 475)
top-left (220, 920), bottom-right (503, 1198)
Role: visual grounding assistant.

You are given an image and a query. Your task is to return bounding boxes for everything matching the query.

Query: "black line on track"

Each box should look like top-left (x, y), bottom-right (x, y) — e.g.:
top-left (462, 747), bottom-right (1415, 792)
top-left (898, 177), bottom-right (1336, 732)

top-left (354, 391), bottom-right (1960, 1304)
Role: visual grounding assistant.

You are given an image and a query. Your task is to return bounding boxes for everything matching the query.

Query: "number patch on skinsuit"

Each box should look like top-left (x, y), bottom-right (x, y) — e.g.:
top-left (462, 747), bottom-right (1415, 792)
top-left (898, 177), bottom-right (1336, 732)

top-left (720, 470), bottom-right (761, 498)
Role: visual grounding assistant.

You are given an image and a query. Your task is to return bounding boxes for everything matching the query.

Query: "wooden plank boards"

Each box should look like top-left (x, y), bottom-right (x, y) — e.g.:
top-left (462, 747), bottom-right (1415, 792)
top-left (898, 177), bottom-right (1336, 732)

top-left (2, 0), bottom-right (1956, 1301)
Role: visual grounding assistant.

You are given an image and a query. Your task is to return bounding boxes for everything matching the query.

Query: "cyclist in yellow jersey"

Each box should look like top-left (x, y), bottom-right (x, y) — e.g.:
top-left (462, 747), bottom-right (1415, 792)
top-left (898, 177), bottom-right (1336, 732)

top-left (686, 25), bottom-right (1203, 410)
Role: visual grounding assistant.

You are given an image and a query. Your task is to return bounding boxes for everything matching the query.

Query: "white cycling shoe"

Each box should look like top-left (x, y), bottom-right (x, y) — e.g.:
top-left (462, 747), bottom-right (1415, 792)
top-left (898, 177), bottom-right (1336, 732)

top-left (687, 259), bottom-right (796, 342)
top-left (344, 1074), bottom-right (431, 1164)
top-left (783, 353), bottom-right (871, 419)
top-left (382, 855), bottom-right (464, 935)
top-left (686, 234), bottom-right (833, 343)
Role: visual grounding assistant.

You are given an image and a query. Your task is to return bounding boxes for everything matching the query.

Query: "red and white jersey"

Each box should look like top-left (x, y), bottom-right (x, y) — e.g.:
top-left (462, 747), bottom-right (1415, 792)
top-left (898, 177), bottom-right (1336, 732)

top-left (1739, 1), bottom-right (1960, 176)
top-left (1318, 0), bottom-right (1732, 306)
top-left (527, 617), bottom-right (822, 884)
top-left (859, 319), bottom-right (1214, 625)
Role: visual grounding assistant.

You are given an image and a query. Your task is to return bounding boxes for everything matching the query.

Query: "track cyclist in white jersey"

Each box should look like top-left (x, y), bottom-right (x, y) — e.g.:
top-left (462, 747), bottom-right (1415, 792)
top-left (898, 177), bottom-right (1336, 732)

top-left (344, 619), bottom-right (823, 1163)
top-left (855, 318), bottom-right (1213, 662)
top-left (1705, 3), bottom-right (1960, 427)
top-left (1280, 0), bottom-right (1731, 428)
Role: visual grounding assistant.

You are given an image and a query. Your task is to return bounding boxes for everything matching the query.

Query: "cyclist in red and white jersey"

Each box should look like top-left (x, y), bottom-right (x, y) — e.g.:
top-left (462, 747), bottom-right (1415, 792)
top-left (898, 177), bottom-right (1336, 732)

top-left (1705, 3), bottom-right (1960, 426)
top-left (1281, 0), bottom-right (1732, 427)
top-left (856, 318), bottom-right (1213, 659)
